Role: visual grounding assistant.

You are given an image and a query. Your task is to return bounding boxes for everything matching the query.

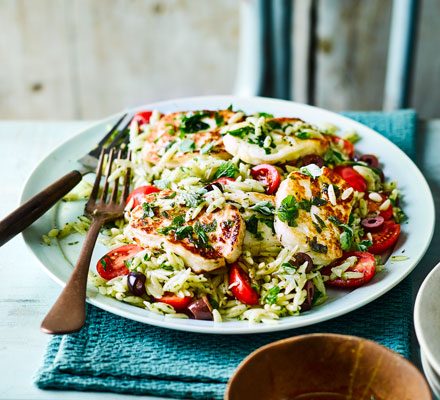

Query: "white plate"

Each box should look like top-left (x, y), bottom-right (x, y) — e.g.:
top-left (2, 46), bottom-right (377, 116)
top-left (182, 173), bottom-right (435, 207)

top-left (415, 261), bottom-right (440, 376)
top-left (22, 95), bottom-right (435, 334)
top-left (421, 350), bottom-right (440, 399)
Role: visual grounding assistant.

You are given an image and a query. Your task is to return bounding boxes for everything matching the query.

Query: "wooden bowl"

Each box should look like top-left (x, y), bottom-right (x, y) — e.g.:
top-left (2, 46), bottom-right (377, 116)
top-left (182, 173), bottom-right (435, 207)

top-left (225, 333), bottom-right (431, 400)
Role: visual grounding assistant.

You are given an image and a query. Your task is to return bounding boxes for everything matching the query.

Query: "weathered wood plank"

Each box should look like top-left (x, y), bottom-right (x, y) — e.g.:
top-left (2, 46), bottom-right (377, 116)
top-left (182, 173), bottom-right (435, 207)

top-left (72, 0), bottom-right (239, 119)
top-left (314, 0), bottom-right (392, 111)
top-left (0, 0), bottom-right (76, 119)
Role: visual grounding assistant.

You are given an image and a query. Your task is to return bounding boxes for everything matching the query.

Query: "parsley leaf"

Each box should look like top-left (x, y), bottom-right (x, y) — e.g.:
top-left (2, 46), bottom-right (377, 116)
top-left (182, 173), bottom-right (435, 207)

top-left (214, 112), bottom-right (224, 126)
top-left (245, 215), bottom-right (261, 239)
top-left (158, 215), bottom-right (185, 235)
top-left (100, 258), bottom-right (107, 271)
top-left (296, 131), bottom-right (312, 139)
top-left (226, 125), bottom-right (254, 138)
top-left (312, 197), bottom-right (327, 206)
top-left (355, 239), bottom-right (373, 251)
top-left (213, 161), bottom-right (238, 179)
top-left (265, 286), bottom-right (280, 304)
top-left (249, 201), bottom-right (275, 216)
top-left (193, 221), bottom-right (211, 248)
top-left (180, 189), bottom-right (206, 208)
top-left (278, 195), bottom-right (299, 227)
top-left (181, 113), bottom-right (209, 134)
top-left (175, 225), bottom-right (194, 240)
top-left (310, 236), bottom-right (328, 253)
top-left (142, 202), bottom-right (156, 218)
top-left (298, 199), bottom-right (312, 212)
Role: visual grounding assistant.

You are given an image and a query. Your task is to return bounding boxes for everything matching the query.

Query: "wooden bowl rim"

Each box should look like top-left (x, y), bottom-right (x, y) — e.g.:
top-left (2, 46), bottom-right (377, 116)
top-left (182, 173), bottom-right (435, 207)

top-left (225, 333), bottom-right (432, 400)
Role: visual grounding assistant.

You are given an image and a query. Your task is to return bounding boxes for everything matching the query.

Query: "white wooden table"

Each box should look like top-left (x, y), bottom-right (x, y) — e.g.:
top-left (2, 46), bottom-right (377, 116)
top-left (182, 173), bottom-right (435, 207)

top-left (0, 120), bottom-right (439, 399)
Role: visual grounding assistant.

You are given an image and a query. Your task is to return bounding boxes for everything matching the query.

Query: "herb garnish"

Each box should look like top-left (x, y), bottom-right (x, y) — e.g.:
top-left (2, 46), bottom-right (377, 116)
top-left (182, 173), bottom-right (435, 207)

top-left (180, 113), bottom-right (209, 134)
top-left (213, 161), bottom-right (238, 179)
top-left (310, 236), bottom-right (328, 253)
top-left (249, 201), bottom-right (275, 216)
top-left (142, 202), bottom-right (157, 218)
top-left (226, 125), bottom-right (254, 138)
top-left (278, 195), bottom-right (299, 227)
top-left (265, 286), bottom-right (280, 304)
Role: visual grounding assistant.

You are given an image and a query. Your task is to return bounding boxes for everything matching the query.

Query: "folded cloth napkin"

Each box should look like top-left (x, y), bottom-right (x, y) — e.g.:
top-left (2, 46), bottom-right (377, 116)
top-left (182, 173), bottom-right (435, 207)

top-left (35, 110), bottom-right (417, 400)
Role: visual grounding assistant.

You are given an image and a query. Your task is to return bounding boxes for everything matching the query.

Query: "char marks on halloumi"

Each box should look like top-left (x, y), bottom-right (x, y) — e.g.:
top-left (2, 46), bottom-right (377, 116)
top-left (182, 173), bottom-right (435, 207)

top-left (222, 117), bottom-right (330, 165)
top-left (274, 167), bottom-right (355, 265)
top-left (143, 110), bottom-right (243, 168)
top-left (124, 191), bottom-right (246, 273)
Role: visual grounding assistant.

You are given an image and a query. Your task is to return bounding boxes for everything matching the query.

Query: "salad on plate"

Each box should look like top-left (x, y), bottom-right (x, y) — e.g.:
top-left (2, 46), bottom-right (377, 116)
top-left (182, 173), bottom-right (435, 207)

top-left (44, 107), bottom-right (406, 323)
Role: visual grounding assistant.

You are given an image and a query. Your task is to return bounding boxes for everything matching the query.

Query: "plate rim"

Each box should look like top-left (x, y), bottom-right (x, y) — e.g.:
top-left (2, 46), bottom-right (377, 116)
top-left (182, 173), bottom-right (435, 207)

top-left (415, 261), bottom-right (440, 375)
top-left (21, 95), bottom-right (436, 334)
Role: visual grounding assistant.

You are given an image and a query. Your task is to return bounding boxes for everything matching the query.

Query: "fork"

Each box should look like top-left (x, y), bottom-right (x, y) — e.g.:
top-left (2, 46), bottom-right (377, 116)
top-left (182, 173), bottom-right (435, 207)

top-left (0, 112), bottom-right (133, 247)
top-left (40, 148), bottom-right (131, 334)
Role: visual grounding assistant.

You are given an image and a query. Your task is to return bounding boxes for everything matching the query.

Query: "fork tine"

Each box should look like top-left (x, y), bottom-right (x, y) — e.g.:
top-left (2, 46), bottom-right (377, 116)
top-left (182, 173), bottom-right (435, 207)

top-left (120, 150), bottom-right (132, 204)
top-left (88, 148), bottom-right (105, 203)
top-left (87, 113), bottom-right (128, 159)
top-left (100, 148), bottom-right (116, 203)
top-left (105, 114), bottom-right (134, 152)
top-left (110, 150), bottom-right (122, 203)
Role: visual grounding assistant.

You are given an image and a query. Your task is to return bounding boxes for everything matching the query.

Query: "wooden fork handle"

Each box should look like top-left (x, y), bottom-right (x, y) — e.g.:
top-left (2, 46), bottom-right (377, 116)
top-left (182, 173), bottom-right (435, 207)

top-left (0, 170), bottom-right (82, 247)
top-left (41, 217), bottom-right (103, 334)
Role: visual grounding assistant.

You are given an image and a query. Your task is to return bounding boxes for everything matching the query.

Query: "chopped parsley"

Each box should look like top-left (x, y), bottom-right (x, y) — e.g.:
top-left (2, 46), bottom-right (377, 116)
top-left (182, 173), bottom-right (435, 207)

top-left (282, 262), bottom-right (296, 274)
top-left (312, 197), bottom-right (327, 206)
top-left (310, 236), bottom-right (328, 253)
top-left (180, 190), bottom-right (206, 208)
top-left (355, 239), bottom-right (373, 251)
top-left (298, 199), bottom-right (312, 212)
top-left (214, 112), bottom-right (224, 126)
top-left (213, 161), bottom-right (238, 179)
top-left (100, 258), bottom-right (107, 271)
top-left (142, 202), bottom-right (157, 218)
top-left (255, 112), bottom-right (274, 118)
top-left (158, 215), bottom-right (185, 235)
top-left (226, 125), bottom-right (254, 138)
top-left (249, 201), bottom-right (275, 216)
top-left (277, 195), bottom-right (299, 227)
top-left (200, 142), bottom-right (215, 154)
top-left (193, 221), bottom-right (211, 247)
top-left (296, 131), bottom-right (312, 139)
top-left (179, 139), bottom-right (196, 153)
top-left (324, 148), bottom-right (345, 165)
top-left (328, 215), bottom-right (357, 251)
top-left (174, 225), bottom-right (194, 240)
top-left (245, 215), bottom-right (262, 239)
top-left (265, 286), bottom-right (280, 304)
top-left (180, 113), bottom-right (209, 134)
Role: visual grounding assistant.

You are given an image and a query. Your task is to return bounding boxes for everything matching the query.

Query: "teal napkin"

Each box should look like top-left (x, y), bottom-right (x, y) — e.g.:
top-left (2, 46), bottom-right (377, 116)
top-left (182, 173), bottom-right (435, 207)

top-left (35, 110), bottom-right (417, 400)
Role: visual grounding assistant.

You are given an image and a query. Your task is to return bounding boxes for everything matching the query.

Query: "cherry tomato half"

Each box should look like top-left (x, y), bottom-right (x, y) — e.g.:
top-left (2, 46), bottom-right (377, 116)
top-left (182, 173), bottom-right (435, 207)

top-left (334, 166), bottom-right (367, 192)
top-left (132, 111), bottom-right (153, 128)
top-left (368, 221), bottom-right (401, 254)
top-left (155, 294), bottom-right (192, 312)
top-left (250, 164), bottom-right (281, 195)
top-left (229, 263), bottom-right (259, 305)
top-left (126, 185), bottom-right (160, 209)
top-left (96, 244), bottom-right (144, 280)
top-left (331, 136), bottom-right (355, 158)
top-left (367, 194), bottom-right (393, 220)
top-left (323, 251), bottom-right (376, 288)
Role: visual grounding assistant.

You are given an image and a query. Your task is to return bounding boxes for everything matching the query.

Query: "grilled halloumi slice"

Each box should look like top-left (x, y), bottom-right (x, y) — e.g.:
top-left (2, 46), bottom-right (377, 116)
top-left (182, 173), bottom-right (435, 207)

top-left (240, 194), bottom-right (281, 256)
top-left (274, 166), bottom-right (355, 265)
top-left (142, 110), bottom-right (244, 168)
top-left (222, 117), bottom-right (329, 165)
top-left (124, 190), bottom-right (246, 273)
